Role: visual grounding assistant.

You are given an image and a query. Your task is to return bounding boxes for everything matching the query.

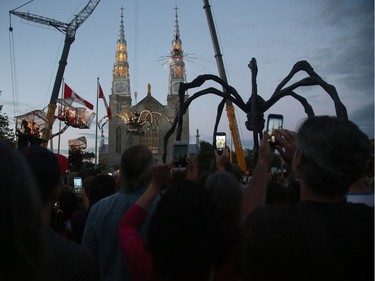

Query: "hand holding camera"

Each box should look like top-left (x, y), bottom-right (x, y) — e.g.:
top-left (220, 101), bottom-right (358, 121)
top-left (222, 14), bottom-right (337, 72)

top-left (214, 146), bottom-right (230, 171)
top-left (272, 129), bottom-right (297, 166)
top-left (215, 132), bottom-right (226, 155)
top-left (266, 114), bottom-right (283, 147)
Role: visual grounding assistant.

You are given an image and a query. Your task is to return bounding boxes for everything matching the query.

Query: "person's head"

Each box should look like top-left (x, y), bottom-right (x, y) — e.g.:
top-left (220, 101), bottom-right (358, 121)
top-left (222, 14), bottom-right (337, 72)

top-left (120, 144), bottom-right (153, 191)
top-left (294, 116), bottom-right (370, 198)
top-left (147, 180), bottom-right (218, 281)
top-left (266, 180), bottom-right (289, 205)
top-left (57, 189), bottom-right (78, 221)
top-left (22, 145), bottom-right (62, 205)
top-left (205, 171), bottom-right (243, 264)
top-left (0, 142), bottom-right (44, 280)
top-left (205, 171), bottom-right (242, 220)
top-left (87, 174), bottom-right (116, 206)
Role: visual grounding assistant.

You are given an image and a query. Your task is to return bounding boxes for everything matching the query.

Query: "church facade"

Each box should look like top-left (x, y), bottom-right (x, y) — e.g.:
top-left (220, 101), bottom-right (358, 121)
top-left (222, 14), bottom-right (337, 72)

top-left (100, 8), bottom-right (189, 170)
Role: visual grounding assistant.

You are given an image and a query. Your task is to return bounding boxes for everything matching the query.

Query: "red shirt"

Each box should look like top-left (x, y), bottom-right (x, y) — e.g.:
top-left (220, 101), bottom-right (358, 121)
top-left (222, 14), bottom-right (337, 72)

top-left (118, 204), bottom-right (162, 281)
top-left (118, 204), bottom-right (237, 281)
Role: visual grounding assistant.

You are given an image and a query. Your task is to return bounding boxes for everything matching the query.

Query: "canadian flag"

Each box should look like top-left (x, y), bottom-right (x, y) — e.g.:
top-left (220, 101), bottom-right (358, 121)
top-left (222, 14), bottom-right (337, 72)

top-left (99, 83), bottom-right (112, 119)
top-left (64, 83), bottom-right (94, 110)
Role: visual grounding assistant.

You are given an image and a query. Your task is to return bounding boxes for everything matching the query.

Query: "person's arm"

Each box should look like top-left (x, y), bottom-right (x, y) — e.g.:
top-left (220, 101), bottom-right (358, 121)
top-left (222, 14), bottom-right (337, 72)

top-left (273, 129), bottom-right (297, 166)
top-left (214, 147), bottom-right (230, 172)
top-left (118, 164), bottom-right (172, 277)
top-left (136, 163), bottom-right (172, 211)
top-left (185, 157), bottom-right (200, 182)
top-left (241, 132), bottom-right (274, 224)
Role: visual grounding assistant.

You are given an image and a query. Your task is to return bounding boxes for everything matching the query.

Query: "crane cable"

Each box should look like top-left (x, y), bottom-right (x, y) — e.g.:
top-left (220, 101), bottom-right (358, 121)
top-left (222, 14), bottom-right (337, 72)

top-left (8, 14), bottom-right (20, 118)
top-left (134, 0), bottom-right (139, 101)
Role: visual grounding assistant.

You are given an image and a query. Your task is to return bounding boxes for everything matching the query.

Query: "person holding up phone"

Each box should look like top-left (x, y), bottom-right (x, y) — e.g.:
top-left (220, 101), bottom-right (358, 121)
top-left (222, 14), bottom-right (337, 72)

top-left (240, 116), bottom-right (373, 281)
top-left (267, 114), bottom-right (283, 145)
top-left (216, 132), bottom-right (226, 155)
top-left (22, 145), bottom-right (98, 281)
top-left (119, 157), bottom-right (237, 281)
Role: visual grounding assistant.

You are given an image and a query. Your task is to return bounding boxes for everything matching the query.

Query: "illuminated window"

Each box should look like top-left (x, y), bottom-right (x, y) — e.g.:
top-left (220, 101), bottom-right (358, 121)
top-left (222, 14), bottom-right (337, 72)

top-left (141, 128), bottom-right (159, 154)
top-left (116, 127), bottom-right (121, 153)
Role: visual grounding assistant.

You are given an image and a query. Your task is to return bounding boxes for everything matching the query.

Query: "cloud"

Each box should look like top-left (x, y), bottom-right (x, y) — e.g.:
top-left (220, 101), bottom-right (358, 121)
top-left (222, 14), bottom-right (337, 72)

top-left (348, 102), bottom-right (374, 138)
top-left (319, 0), bottom-right (374, 27)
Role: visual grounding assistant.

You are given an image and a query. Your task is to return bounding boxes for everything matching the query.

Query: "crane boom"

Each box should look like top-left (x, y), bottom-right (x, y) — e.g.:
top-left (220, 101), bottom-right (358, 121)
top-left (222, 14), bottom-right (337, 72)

top-left (9, 11), bottom-right (68, 32)
top-left (66, 0), bottom-right (101, 37)
top-left (202, 0), bottom-right (247, 172)
top-left (10, 0), bottom-right (101, 146)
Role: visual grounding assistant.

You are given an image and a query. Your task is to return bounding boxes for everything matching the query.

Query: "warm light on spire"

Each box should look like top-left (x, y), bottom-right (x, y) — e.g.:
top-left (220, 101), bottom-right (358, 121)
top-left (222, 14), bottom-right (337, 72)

top-left (113, 7), bottom-right (130, 79)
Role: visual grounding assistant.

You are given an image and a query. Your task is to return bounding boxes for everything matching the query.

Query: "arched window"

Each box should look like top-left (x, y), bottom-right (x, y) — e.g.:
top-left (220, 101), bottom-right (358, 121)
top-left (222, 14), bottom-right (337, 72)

top-left (141, 127), bottom-right (159, 154)
top-left (116, 127), bottom-right (121, 153)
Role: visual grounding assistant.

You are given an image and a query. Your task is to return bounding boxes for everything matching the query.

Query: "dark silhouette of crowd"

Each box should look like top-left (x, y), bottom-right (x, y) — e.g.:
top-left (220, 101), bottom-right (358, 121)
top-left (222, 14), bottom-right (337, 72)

top-left (2, 115), bottom-right (373, 281)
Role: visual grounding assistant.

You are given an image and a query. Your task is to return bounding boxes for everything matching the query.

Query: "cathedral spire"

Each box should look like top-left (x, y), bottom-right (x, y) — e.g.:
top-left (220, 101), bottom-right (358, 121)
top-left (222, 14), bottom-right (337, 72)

top-left (168, 6), bottom-right (186, 96)
top-left (173, 6), bottom-right (181, 45)
top-left (112, 7), bottom-right (131, 96)
top-left (119, 7), bottom-right (125, 43)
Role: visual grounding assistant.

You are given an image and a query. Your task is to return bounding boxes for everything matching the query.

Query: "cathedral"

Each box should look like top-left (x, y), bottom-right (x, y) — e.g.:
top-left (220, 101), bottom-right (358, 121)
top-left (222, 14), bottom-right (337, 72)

top-left (99, 8), bottom-right (190, 170)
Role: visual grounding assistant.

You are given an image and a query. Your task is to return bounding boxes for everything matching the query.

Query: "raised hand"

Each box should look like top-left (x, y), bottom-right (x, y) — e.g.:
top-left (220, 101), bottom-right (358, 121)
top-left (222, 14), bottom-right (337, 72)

top-left (273, 129), bottom-right (297, 166)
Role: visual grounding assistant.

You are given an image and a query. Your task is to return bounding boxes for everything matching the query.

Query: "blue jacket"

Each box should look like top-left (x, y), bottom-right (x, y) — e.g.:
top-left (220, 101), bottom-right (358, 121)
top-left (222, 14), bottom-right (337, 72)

top-left (82, 186), bottom-right (157, 281)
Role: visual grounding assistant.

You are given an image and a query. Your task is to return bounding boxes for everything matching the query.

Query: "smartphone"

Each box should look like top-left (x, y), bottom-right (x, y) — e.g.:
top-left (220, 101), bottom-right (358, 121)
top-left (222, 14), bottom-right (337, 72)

top-left (267, 114), bottom-right (283, 144)
top-left (73, 177), bottom-right (83, 193)
top-left (172, 141), bottom-right (189, 169)
top-left (216, 132), bottom-right (226, 155)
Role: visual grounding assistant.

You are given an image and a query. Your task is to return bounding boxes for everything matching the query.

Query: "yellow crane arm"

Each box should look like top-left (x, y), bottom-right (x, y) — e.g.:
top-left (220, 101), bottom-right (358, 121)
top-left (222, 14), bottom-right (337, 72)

top-left (226, 104), bottom-right (246, 171)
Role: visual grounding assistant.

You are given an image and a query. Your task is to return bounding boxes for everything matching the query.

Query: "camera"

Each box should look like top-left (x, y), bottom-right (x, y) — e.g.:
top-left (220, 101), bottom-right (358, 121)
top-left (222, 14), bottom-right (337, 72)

top-left (172, 141), bottom-right (189, 170)
top-left (73, 177), bottom-right (83, 193)
top-left (266, 114), bottom-right (283, 145)
top-left (215, 132), bottom-right (226, 155)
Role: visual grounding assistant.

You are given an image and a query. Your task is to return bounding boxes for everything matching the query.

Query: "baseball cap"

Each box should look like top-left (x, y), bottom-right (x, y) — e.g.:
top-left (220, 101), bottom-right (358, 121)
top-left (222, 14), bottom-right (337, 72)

top-left (55, 153), bottom-right (69, 175)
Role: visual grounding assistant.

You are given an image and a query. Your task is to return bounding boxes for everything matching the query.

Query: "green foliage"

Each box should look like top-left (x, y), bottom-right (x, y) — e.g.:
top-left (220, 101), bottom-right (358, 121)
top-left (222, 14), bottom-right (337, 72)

top-left (244, 147), bottom-right (256, 169)
top-left (197, 140), bottom-right (214, 173)
top-left (83, 151), bottom-right (95, 162)
top-left (243, 147), bottom-right (282, 170)
top-left (0, 105), bottom-right (16, 147)
top-left (80, 151), bottom-right (103, 175)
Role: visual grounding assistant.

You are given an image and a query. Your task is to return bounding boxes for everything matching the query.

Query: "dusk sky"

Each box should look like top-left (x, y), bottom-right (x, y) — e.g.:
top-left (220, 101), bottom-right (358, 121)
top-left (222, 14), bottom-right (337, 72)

top-left (0, 0), bottom-right (373, 156)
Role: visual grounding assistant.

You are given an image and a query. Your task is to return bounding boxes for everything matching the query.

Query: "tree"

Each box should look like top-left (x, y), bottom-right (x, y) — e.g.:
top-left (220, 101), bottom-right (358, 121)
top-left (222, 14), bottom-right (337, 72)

top-left (0, 105), bottom-right (16, 147)
top-left (244, 147), bottom-right (256, 170)
top-left (197, 141), bottom-right (214, 173)
top-left (83, 151), bottom-right (95, 162)
top-left (244, 146), bottom-right (281, 171)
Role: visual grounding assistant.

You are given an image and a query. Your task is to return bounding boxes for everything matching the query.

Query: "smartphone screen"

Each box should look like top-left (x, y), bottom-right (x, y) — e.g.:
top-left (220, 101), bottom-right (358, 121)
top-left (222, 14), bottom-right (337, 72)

top-left (267, 114), bottom-right (283, 143)
top-left (173, 142), bottom-right (188, 168)
top-left (216, 132), bottom-right (226, 153)
top-left (73, 177), bottom-right (83, 193)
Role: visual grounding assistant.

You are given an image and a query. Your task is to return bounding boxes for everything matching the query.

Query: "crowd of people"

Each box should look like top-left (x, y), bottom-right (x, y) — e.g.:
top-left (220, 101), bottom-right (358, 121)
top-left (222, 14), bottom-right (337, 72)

top-left (1, 115), bottom-right (374, 281)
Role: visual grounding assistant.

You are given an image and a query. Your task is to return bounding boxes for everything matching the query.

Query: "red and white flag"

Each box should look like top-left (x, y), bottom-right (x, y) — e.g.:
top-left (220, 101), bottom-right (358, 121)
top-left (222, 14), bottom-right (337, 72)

top-left (98, 83), bottom-right (112, 119)
top-left (64, 83), bottom-right (94, 110)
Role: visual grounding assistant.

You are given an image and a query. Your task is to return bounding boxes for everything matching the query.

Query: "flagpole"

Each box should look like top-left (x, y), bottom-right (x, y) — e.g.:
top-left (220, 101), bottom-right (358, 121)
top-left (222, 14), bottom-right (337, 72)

top-left (57, 78), bottom-right (64, 154)
top-left (95, 77), bottom-right (99, 166)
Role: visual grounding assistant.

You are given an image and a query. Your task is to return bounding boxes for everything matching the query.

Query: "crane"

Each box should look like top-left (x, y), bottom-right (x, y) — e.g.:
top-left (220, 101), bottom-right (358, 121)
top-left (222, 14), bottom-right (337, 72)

top-left (202, 0), bottom-right (247, 172)
top-left (9, 0), bottom-right (101, 146)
